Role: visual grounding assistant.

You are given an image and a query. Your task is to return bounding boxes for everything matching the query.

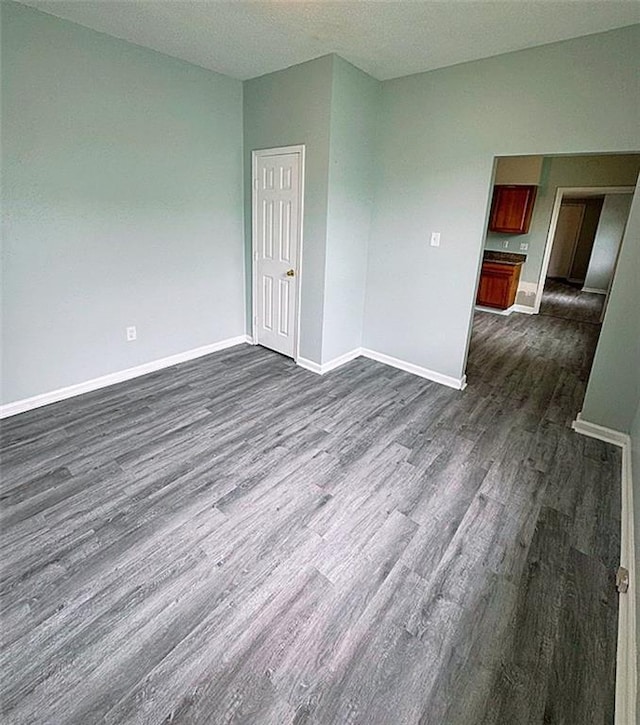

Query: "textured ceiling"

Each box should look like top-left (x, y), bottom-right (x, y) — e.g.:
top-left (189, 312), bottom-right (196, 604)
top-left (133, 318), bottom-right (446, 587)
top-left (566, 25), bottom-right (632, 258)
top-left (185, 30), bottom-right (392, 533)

top-left (18, 1), bottom-right (640, 81)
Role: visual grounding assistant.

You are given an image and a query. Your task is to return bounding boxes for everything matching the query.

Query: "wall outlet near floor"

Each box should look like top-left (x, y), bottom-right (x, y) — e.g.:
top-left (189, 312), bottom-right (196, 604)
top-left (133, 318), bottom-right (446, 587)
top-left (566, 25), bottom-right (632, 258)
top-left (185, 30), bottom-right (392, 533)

top-left (520, 242), bottom-right (529, 251)
top-left (430, 232), bottom-right (440, 247)
top-left (126, 326), bottom-right (137, 342)
top-left (503, 240), bottom-right (509, 249)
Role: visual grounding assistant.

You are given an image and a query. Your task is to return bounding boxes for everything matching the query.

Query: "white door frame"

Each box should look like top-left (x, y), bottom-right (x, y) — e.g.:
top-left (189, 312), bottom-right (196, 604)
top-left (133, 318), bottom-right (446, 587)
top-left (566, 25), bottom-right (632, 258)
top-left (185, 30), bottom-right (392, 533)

top-left (533, 185), bottom-right (636, 313)
top-left (251, 145), bottom-right (306, 361)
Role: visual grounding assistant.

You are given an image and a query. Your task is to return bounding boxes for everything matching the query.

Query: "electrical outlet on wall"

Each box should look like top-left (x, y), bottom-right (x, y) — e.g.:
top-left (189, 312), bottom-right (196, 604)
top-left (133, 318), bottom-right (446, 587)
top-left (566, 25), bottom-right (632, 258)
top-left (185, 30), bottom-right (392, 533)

top-left (520, 243), bottom-right (529, 251)
top-left (126, 326), bottom-right (137, 342)
top-left (503, 240), bottom-right (509, 249)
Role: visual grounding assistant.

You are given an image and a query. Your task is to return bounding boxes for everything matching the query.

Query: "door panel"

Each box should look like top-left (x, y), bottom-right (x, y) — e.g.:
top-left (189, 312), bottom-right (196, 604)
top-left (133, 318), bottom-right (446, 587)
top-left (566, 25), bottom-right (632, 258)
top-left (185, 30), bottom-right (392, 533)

top-left (548, 203), bottom-right (585, 278)
top-left (253, 150), bottom-right (301, 358)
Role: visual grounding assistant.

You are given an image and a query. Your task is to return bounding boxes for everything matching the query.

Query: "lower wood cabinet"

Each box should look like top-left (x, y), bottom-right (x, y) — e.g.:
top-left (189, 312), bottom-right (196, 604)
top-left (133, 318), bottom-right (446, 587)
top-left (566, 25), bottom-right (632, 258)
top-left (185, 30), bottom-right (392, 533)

top-left (476, 262), bottom-right (522, 310)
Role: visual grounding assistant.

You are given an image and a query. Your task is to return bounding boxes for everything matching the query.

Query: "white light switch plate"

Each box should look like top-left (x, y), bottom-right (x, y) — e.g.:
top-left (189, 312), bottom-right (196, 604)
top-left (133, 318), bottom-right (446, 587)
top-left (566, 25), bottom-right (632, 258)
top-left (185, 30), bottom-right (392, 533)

top-left (430, 232), bottom-right (440, 247)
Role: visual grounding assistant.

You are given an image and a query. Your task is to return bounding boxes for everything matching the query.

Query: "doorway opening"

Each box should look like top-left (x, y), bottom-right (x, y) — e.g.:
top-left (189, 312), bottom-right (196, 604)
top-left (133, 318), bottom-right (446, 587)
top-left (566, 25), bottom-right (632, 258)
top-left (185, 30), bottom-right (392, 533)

top-left (538, 186), bottom-right (634, 323)
top-left (464, 152), bottom-right (639, 387)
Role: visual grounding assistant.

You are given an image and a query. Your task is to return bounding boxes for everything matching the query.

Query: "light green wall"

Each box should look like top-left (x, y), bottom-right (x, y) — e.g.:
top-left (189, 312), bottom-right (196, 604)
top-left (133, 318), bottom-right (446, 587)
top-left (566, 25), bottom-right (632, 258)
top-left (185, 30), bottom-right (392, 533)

top-left (584, 193), bottom-right (634, 292)
top-left (1, 2), bottom-right (245, 404)
top-left (582, 186), bottom-right (640, 432)
top-left (484, 154), bottom-right (639, 304)
top-left (322, 57), bottom-right (380, 363)
top-left (243, 56), bottom-right (334, 363)
top-left (363, 25), bottom-right (640, 380)
top-left (243, 55), bottom-right (379, 365)
top-left (3, 5), bottom-right (639, 407)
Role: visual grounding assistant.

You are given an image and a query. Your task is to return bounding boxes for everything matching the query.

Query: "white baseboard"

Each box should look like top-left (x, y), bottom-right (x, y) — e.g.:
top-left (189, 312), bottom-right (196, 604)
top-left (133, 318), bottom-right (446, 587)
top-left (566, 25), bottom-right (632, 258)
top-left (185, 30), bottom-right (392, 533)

top-left (322, 348), bottom-right (362, 373)
top-left (572, 412), bottom-right (636, 725)
top-left (297, 348), bottom-right (361, 376)
top-left (0, 335), bottom-right (251, 419)
top-left (297, 347), bottom-right (466, 390)
top-left (572, 413), bottom-right (631, 448)
top-left (512, 304), bottom-right (536, 315)
top-left (296, 347), bottom-right (362, 375)
top-left (361, 348), bottom-right (467, 390)
top-left (475, 304), bottom-right (514, 316)
top-left (296, 356), bottom-right (323, 375)
top-left (475, 303), bottom-right (537, 317)
top-left (581, 286), bottom-right (608, 295)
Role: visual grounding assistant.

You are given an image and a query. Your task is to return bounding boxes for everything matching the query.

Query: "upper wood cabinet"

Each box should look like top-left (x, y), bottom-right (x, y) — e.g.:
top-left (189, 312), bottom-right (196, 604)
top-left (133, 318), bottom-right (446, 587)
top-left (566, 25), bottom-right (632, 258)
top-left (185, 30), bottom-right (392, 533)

top-left (488, 185), bottom-right (537, 234)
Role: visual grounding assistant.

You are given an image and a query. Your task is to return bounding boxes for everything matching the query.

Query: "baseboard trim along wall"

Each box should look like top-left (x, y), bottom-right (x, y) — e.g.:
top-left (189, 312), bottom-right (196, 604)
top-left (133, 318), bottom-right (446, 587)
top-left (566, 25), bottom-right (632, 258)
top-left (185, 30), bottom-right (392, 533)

top-left (512, 304), bottom-right (536, 315)
top-left (581, 286), bottom-right (608, 295)
top-left (299, 347), bottom-right (467, 390)
top-left (475, 304), bottom-right (514, 316)
top-left (361, 348), bottom-right (467, 390)
top-left (0, 335), bottom-right (251, 419)
top-left (297, 348), bottom-right (362, 376)
top-left (572, 412), bottom-right (636, 725)
top-left (572, 413), bottom-right (632, 448)
top-left (4, 338), bottom-right (466, 418)
top-left (475, 304), bottom-right (536, 317)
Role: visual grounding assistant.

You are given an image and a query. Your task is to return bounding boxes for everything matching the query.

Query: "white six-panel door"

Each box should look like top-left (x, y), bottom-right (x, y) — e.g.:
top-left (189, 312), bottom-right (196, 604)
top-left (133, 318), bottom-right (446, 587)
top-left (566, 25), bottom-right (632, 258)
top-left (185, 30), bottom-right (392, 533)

top-left (252, 147), bottom-right (304, 359)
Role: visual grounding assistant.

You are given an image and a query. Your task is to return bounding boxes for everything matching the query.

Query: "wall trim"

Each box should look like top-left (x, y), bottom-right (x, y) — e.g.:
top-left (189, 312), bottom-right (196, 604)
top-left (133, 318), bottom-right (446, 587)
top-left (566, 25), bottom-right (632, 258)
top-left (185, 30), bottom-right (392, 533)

top-left (361, 348), bottom-right (467, 390)
top-left (475, 304), bottom-right (514, 316)
top-left (296, 356), bottom-right (323, 375)
top-left (572, 412), bottom-right (636, 725)
top-left (581, 286), bottom-right (608, 295)
top-left (0, 335), bottom-right (251, 419)
top-left (512, 304), bottom-right (536, 315)
top-left (297, 348), bottom-right (361, 375)
top-left (475, 303), bottom-right (536, 317)
top-left (572, 412), bottom-right (632, 448)
top-left (322, 348), bottom-right (362, 374)
top-left (297, 347), bottom-right (466, 390)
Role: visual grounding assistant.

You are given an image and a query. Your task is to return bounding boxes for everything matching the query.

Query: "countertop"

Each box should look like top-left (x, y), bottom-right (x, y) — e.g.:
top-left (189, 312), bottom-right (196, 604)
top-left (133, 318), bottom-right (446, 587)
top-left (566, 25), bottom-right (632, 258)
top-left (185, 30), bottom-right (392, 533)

top-left (483, 250), bottom-right (527, 266)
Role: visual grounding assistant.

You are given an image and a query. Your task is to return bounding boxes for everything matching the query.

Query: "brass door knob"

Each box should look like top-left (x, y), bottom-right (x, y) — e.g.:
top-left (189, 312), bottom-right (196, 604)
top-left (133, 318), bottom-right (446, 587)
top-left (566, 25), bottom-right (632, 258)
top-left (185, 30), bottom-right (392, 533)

top-left (286, 269), bottom-right (295, 277)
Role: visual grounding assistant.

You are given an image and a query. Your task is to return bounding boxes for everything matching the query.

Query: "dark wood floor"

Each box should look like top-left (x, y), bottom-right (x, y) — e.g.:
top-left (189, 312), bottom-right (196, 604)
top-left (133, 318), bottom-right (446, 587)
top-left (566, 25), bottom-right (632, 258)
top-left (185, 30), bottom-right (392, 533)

top-left (541, 278), bottom-right (605, 324)
top-left (1, 285), bottom-right (620, 724)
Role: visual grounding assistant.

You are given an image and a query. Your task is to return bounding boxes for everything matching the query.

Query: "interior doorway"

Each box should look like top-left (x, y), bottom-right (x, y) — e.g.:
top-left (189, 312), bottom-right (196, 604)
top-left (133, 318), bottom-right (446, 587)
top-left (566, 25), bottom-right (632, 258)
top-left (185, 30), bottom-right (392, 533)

top-left (463, 152), bottom-right (639, 386)
top-left (546, 197), bottom-right (602, 284)
top-left (251, 145), bottom-right (305, 359)
top-left (537, 186), bottom-right (634, 318)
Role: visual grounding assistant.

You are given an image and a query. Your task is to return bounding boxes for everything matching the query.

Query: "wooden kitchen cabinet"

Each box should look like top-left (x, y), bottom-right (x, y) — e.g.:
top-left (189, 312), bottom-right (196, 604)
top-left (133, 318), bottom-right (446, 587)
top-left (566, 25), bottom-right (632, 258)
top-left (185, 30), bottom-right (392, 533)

top-left (476, 261), bottom-right (522, 310)
top-left (488, 185), bottom-right (537, 234)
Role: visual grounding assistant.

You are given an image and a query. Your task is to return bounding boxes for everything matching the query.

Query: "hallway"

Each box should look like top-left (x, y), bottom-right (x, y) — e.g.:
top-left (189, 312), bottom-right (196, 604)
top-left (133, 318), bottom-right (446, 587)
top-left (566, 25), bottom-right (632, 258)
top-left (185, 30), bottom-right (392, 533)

top-left (539, 278), bottom-right (605, 324)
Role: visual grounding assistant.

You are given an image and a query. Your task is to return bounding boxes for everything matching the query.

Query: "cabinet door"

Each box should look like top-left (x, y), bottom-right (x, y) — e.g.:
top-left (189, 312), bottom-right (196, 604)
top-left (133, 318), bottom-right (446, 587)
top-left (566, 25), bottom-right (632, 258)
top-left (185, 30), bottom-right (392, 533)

top-left (476, 263), bottom-right (519, 309)
top-left (489, 185), bottom-right (537, 234)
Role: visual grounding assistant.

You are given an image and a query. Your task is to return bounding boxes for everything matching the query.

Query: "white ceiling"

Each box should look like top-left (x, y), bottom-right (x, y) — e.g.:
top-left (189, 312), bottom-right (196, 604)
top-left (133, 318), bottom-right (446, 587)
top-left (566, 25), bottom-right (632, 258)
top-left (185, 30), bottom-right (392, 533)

top-left (18, 1), bottom-right (640, 81)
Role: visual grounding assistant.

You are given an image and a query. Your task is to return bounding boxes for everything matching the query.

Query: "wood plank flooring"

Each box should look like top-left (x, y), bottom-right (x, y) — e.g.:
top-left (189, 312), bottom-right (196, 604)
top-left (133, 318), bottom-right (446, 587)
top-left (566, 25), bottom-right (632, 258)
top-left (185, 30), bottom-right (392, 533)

top-left (540, 278), bottom-right (605, 324)
top-left (1, 285), bottom-right (621, 724)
